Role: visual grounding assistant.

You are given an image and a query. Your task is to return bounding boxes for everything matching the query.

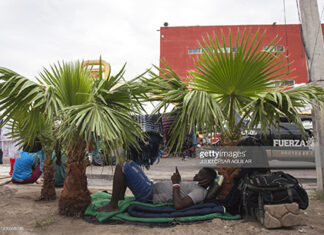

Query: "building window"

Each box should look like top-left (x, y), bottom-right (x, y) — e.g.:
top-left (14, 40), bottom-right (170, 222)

top-left (263, 45), bottom-right (285, 52)
top-left (271, 80), bottom-right (295, 87)
top-left (217, 47), bottom-right (240, 53)
top-left (279, 80), bottom-right (295, 86)
top-left (188, 48), bottom-right (203, 54)
top-left (269, 80), bottom-right (295, 87)
top-left (188, 47), bottom-right (240, 54)
top-left (232, 47), bottom-right (240, 52)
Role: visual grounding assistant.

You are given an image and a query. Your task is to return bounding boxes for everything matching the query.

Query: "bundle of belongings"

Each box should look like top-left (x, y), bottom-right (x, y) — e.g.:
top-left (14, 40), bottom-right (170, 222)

top-left (84, 191), bottom-right (241, 225)
top-left (127, 133), bottom-right (162, 169)
top-left (212, 137), bottom-right (309, 229)
top-left (127, 114), bottom-right (163, 169)
top-left (215, 168), bottom-right (308, 229)
top-left (240, 171), bottom-right (308, 228)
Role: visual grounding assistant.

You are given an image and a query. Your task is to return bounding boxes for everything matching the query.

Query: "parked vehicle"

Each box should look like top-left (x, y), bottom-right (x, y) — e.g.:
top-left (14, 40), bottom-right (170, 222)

top-left (246, 116), bottom-right (315, 168)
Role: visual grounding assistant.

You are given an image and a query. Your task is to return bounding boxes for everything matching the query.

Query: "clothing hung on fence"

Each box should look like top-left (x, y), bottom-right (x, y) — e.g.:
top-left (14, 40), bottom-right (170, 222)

top-left (161, 114), bottom-right (177, 146)
top-left (162, 114), bottom-right (194, 154)
top-left (133, 114), bottom-right (163, 135)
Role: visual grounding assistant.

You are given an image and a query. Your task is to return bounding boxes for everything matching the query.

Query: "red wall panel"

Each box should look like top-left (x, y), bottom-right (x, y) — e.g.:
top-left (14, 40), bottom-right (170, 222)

top-left (160, 24), bottom-right (322, 84)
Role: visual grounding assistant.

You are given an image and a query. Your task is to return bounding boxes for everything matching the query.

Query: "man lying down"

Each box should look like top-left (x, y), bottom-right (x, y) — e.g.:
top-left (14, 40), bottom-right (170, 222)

top-left (98, 161), bottom-right (217, 212)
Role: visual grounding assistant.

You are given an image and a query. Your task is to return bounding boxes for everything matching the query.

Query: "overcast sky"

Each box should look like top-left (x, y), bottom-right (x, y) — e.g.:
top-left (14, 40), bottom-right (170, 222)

top-left (1, 0), bottom-right (324, 81)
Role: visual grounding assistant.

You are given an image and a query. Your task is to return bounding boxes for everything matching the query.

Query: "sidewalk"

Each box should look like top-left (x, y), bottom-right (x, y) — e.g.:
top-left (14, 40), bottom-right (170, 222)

top-left (86, 157), bottom-right (318, 191)
top-left (1, 157), bottom-right (318, 190)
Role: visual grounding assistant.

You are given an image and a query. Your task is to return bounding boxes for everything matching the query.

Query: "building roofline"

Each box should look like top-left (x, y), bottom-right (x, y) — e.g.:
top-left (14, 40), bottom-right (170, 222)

top-left (160, 23), bottom-right (309, 29)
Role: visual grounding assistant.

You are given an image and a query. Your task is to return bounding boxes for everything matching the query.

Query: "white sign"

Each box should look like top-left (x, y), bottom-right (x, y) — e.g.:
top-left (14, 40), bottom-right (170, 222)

top-left (273, 139), bottom-right (309, 147)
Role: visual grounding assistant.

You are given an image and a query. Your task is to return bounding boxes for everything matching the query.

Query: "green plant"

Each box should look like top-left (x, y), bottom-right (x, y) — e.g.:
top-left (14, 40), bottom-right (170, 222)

top-left (0, 67), bottom-right (58, 200)
top-left (144, 29), bottom-right (324, 151)
top-left (310, 190), bottom-right (324, 200)
top-left (35, 216), bottom-right (56, 228)
top-left (0, 59), bottom-right (146, 215)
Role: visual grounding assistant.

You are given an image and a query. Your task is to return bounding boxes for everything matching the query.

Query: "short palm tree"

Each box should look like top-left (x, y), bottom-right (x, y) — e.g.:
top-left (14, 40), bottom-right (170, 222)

top-left (0, 61), bottom-right (145, 216)
top-left (0, 67), bottom-right (58, 200)
top-left (144, 29), bottom-right (324, 151)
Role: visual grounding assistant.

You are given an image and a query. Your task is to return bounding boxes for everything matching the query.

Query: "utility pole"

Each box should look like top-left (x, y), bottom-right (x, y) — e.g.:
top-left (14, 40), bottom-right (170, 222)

top-left (299, 0), bottom-right (324, 192)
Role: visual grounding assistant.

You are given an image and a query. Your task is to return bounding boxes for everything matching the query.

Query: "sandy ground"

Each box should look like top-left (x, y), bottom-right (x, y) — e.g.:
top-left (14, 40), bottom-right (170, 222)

top-left (0, 182), bottom-right (323, 235)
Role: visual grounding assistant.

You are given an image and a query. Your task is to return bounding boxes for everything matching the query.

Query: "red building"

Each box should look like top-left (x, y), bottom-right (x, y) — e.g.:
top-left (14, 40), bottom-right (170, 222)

top-left (160, 24), bottom-right (324, 85)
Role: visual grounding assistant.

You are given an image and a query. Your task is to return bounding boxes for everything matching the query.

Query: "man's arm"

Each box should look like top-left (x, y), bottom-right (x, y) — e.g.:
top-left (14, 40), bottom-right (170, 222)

top-left (171, 167), bottom-right (194, 209)
top-left (172, 188), bottom-right (194, 209)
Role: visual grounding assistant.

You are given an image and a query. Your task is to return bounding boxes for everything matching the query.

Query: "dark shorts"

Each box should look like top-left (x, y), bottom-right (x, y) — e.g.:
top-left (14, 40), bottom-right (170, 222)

top-left (123, 161), bottom-right (153, 202)
top-left (11, 164), bottom-right (42, 184)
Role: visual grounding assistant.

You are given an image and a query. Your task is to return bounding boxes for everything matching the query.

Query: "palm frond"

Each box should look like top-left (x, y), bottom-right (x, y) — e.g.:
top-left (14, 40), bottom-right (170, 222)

top-left (5, 109), bottom-right (53, 150)
top-left (0, 67), bottom-right (45, 125)
top-left (167, 90), bottom-right (224, 153)
top-left (48, 62), bottom-right (146, 158)
top-left (38, 61), bottom-right (93, 107)
top-left (247, 84), bottom-right (324, 135)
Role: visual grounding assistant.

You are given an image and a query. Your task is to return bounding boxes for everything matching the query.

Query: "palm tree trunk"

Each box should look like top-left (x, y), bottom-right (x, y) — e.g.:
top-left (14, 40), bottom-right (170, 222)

top-left (58, 140), bottom-right (91, 216)
top-left (39, 160), bottom-right (56, 200)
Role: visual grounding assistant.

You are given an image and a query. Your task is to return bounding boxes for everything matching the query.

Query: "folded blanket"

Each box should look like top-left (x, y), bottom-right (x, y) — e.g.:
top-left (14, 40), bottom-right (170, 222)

top-left (84, 192), bottom-right (241, 223)
top-left (128, 202), bottom-right (225, 218)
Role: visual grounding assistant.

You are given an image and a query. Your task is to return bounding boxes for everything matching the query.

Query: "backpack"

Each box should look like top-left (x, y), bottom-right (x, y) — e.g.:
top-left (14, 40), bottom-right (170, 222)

top-left (241, 171), bottom-right (309, 215)
top-left (222, 167), bottom-right (269, 214)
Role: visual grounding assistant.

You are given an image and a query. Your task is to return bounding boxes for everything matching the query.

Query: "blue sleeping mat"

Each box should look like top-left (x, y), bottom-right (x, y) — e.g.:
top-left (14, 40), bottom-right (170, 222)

top-left (128, 202), bottom-right (226, 218)
top-left (84, 192), bottom-right (241, 223)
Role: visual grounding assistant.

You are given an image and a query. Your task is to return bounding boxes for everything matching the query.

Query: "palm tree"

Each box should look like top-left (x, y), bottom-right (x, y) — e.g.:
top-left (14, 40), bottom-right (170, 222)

top-left (51, 62), bottom-right (144, 216)
top-left (143, 29), bottom-right (324, 151)
top-left (0, 61), bottom-right (145, 216)
top-left (0, 67), bottom-right (58, 200)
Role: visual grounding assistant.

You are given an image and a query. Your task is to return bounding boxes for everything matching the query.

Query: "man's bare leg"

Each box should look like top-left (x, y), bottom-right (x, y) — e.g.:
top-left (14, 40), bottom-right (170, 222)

top-left (118, 181), bottom-right (127, 200)
top-left (97, 163), bottom-right (127, 212)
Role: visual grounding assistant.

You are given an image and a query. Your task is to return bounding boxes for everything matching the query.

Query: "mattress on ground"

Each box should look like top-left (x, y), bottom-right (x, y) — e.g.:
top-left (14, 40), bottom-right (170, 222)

top-left (84, 192), bottom-right (241, 223)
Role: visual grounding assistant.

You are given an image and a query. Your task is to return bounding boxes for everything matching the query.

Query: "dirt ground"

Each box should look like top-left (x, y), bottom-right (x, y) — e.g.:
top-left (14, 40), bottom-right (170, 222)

top-left (0, 183), bottom-right (323, 235)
